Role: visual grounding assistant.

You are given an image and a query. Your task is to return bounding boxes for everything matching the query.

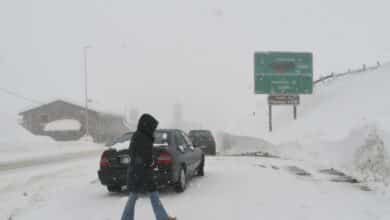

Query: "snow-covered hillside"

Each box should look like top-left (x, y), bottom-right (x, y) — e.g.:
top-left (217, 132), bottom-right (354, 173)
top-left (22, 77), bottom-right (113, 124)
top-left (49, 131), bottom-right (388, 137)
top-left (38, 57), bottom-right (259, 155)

top-left (267, 64), bottom-right (390, 141)
top-left (263, 63), bottom-right (390, 191)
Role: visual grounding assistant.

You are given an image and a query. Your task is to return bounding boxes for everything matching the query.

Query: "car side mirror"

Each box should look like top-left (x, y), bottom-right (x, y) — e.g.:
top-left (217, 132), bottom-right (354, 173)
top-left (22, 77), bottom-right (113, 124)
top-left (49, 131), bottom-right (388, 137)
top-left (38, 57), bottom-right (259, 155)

top-left (178, 145), bottom-right (185, 153)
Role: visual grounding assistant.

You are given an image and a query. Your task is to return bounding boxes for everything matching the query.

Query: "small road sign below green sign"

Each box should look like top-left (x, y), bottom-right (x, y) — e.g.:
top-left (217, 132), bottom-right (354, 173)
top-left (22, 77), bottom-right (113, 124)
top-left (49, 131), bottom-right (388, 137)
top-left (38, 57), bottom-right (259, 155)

top-left (268, 95), bottom-right (300, 105)
top-left (254, 52), bottom-right (313, 94)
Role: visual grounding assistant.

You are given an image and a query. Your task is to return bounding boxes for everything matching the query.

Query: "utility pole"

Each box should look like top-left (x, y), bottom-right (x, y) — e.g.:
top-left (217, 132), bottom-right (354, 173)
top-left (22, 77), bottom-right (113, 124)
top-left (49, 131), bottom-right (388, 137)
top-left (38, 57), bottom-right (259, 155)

top-left (84, 45), bottom-right (92, 137)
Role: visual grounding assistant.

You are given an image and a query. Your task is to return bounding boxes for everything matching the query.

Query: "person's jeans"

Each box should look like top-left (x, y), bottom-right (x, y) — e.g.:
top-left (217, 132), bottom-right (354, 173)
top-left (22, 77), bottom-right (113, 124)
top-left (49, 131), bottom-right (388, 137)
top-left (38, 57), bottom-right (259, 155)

top-left (121, 192), bottom-right (169, 220)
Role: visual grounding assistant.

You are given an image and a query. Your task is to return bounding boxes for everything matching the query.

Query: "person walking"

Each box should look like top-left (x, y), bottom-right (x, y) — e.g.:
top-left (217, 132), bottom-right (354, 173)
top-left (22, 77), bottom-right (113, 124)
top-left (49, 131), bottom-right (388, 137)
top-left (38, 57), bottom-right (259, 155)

top-left (121, 114), bottom-right (176, 220)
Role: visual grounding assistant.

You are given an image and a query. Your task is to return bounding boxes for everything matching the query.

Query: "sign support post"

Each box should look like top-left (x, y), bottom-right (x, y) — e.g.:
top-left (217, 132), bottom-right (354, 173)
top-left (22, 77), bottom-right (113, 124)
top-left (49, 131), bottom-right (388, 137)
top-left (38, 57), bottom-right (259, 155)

top-left (293, 105), bottom-right (297, 120)
top-left (268, 103), bottom-right (272, 132)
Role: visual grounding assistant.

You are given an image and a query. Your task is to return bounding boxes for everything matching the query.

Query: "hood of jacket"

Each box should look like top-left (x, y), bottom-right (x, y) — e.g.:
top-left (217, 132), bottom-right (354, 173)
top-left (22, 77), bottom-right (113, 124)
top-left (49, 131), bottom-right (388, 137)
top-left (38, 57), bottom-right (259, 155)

top-left (137, 114), bottom-right (159, 138)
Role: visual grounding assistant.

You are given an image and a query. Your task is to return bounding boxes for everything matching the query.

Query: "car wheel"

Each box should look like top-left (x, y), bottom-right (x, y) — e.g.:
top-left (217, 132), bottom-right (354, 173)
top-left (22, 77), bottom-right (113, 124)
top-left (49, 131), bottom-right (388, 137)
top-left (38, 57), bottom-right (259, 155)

top-left (175, 167), bottom-right (187, 193)
top-left (107, 185), bottom-right (122, 193)
top-left (197, 156), bottom-right (205, 176)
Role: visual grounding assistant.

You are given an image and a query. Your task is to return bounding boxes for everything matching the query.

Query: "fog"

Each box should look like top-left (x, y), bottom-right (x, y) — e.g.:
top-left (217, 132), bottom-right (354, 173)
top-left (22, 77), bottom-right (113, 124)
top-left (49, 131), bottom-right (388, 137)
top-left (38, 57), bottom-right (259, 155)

top-left (1, 0), bottom-right (390, 136)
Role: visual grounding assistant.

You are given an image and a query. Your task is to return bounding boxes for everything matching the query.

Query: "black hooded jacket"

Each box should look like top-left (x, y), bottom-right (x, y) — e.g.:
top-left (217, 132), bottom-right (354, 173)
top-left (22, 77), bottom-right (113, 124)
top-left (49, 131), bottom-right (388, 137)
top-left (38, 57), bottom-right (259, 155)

top-left (127, 114), bottom-right (159, 193)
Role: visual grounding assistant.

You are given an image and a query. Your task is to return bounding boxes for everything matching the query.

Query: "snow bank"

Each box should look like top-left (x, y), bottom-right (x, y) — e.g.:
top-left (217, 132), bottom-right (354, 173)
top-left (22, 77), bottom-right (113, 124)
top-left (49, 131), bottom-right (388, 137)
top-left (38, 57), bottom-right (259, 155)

top-left (351, 125), bottom-right (390, 190)
top-left (216, 132), bottom-right (276, 155)
top-left (44, 119), bottom-right (81, 131)
top-left (0, 98), bottom-right (102, 164)
top-left (262, 64), bottom-right (390, 191)
top-left (266, 64), bottom-right (390, 141)
top-left (0, 113), bottom-right (53, 144)
top-left (275, 124), bottom-right (390, 190)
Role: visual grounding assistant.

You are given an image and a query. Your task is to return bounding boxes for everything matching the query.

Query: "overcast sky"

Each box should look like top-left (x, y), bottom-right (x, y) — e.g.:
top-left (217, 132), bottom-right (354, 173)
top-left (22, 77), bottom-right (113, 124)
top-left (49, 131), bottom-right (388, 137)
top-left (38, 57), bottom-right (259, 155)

top-left (1, 0), bottom-right (390, 135)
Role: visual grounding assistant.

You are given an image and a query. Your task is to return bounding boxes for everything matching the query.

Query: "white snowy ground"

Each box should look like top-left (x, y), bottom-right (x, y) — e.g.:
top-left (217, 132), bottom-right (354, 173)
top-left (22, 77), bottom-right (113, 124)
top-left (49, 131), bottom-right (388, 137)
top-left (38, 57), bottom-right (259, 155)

top-left (2, 155), bottom-right (390, 220)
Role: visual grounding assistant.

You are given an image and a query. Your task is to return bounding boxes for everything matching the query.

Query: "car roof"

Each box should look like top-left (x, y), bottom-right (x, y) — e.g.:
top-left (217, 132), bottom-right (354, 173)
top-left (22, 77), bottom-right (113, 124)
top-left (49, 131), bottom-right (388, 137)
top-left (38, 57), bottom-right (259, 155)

top-left (123, 129), bottom-right (183, 133)
top-left (156, 129), bottom-right (183, 133)
top-left (189, 130), bottom-right (212, 133)
top-left (109, 129), bottom-right (180, 145)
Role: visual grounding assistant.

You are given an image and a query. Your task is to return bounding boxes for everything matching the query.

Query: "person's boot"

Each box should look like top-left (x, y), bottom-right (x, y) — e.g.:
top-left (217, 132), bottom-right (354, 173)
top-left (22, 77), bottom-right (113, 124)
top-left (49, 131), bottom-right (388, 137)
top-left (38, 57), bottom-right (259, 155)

top-left (168, 216), bottom-right (177, 220)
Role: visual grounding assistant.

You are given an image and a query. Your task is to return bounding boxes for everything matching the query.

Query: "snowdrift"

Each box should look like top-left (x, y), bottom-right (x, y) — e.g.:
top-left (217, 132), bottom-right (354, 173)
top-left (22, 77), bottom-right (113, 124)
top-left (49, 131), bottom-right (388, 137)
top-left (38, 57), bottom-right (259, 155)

top-left (0, 98), bottom-right (102, 164)
top-left (0, 112), bottom-right (53, 144)
top-left (266, 63), bottom-right (390, 191)
top-left (216, 132), bottom-right (275, 155)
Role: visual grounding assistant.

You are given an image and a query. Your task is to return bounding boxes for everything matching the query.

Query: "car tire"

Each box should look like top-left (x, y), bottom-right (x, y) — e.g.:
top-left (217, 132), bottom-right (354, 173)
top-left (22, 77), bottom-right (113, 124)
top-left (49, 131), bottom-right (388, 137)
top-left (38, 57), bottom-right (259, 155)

top-left (197, 156), bottom-right (205, 176)
top-left (174, 167), bottom-right (187, 193)
top-left (107, 185), bottom-right (122, 193)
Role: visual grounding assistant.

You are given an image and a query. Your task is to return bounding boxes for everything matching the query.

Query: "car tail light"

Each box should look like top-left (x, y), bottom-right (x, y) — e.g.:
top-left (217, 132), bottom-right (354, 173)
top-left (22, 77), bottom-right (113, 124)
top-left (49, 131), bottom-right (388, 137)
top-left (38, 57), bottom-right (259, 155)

top-left (157, 152), bottom-right (172, 166)
top-left (100, 151), bottom-right (110, 169)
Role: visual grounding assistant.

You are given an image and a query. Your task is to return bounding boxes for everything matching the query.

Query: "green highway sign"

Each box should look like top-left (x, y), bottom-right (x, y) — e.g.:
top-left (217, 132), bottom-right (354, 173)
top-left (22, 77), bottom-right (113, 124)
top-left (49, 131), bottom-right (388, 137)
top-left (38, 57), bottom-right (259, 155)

top-left (254, 52), bottom-right (313, 94)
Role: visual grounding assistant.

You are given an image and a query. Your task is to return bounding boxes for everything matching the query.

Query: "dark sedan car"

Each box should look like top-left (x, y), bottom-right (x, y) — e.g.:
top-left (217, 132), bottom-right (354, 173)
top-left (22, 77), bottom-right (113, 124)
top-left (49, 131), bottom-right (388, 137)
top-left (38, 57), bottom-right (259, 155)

top-left (98, 129), bottom-right (205, 193)
top-left (189, 130), bottom-right (217, 155)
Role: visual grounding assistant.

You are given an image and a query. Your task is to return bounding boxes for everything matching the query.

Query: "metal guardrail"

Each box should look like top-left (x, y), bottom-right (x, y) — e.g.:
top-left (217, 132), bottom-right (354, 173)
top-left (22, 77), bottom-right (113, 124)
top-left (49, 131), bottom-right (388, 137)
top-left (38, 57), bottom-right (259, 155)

top-left (313, 63), bottom-right (381, 85)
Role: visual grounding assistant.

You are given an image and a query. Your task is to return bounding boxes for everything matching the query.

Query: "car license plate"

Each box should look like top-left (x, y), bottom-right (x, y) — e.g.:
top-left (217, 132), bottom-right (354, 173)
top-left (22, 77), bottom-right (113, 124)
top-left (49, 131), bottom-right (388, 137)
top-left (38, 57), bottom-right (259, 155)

top-left (120, 156), bottom-right (130, 164)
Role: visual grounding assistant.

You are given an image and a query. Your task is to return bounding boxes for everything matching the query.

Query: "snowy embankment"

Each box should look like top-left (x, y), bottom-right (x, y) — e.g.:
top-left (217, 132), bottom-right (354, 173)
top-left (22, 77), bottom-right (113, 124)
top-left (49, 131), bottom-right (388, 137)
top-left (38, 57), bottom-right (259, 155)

top-left (0, 111), bottom-right (103, 165)
top-left (264, 63), bottom-right (390, 192)
top-left (216, 132), bottom-right (276, 155)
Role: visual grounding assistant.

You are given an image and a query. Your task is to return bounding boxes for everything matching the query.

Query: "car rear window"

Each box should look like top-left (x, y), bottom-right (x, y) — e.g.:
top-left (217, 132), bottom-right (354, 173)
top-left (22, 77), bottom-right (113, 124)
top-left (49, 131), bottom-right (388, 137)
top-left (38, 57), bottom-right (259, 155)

top-left (190, 131), bottom-right (211, 138)
top-left (154, 131), bottom-right (170, 146)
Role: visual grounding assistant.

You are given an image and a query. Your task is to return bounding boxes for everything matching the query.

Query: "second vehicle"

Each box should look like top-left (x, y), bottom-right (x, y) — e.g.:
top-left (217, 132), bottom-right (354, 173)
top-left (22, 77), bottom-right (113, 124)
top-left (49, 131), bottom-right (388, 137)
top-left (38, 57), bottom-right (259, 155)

top-left (189, 130), bottom-right (217, 155)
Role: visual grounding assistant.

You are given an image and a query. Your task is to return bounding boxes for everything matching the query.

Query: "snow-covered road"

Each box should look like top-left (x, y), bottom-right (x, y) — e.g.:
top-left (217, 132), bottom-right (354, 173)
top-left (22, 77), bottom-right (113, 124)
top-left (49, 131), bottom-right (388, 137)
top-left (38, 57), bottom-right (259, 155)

top-left (2, 155), bottom-right (390, 220)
